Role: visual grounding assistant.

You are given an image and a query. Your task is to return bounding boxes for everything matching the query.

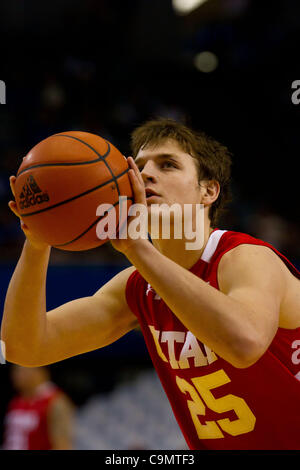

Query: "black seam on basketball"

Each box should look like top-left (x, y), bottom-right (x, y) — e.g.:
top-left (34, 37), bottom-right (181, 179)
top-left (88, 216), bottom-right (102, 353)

top-left (53, 135), bottom-right (122, 197)
top-left (19, 167), bottom-right (130, 217)
top-left (53, 208), bottom-right (116, 247)
top-left (17, 139), bottom-right (111, 177)
top-left (103, 141), bottom-right (110, 158)
top-left (53, 198), bottom-right (132, 247)
top-left (18, 134), bottom-right (123, 199)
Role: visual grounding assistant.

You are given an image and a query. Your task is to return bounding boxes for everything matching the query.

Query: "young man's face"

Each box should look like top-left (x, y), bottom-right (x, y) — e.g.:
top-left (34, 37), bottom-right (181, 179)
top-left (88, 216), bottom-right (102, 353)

top-left (135, 138), bottom-right (202, 209)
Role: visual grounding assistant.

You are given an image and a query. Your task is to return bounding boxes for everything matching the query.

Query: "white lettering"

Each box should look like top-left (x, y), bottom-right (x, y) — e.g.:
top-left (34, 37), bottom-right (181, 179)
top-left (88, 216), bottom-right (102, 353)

top-left (291, 80), bottom-right (300, 105)
top-left (105, 454), bottom-right (139, 467)
top-left (117, 196), bottom-right (129, 239)
top-left (291, 340), bottom-right (300, 365)
top-left (149, 326), bottom-right (218, 369)
top-left (95, 198), bottom-right (206, 250)
top-left (96, 203), bottom-right (116, 239)
top-left (178, 331), bottom-right (208, 368)
top-left (204, 343), bottom-right (218, 364)
top-left (184, 203), bottom-right (205, 250)
top-left (150, 203), bottom-right (183, 240)
top-left (149, 326), bottom-right (168, 363)
top-left (127, 203), bottom-right (148, 240)
top-left (161, 331), bottom-right (185, 369)
top-left (0, 80), bottom-right (6, 104)
top-left (0, 339), bottom-right (6, 364)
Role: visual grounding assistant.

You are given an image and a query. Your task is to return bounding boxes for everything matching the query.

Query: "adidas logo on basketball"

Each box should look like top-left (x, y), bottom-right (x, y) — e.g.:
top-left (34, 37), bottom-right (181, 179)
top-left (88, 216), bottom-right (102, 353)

top-left (19, 175), bottom-right (49, 209)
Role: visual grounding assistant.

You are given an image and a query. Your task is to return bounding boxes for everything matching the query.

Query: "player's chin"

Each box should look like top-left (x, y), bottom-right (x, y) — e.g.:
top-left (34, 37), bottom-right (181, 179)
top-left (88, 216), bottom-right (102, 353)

top-left (146, 201), bottom-right (163, 212)
top-left (146, 195), bottom-right (162, 205)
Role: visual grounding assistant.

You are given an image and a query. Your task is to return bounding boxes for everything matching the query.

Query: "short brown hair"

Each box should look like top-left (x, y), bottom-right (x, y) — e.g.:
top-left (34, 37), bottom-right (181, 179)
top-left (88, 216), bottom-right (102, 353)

top-left (130, 118), bottom-right (232, 227)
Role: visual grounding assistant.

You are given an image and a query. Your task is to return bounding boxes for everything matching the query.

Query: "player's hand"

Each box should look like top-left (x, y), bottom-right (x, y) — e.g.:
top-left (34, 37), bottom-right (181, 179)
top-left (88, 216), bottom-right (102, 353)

top-left (127, 156), bottom-right (147, 207)
top-left (110, 157), bottom-right (149, 255)
top-left (8, 175), bottom-right (50, 251)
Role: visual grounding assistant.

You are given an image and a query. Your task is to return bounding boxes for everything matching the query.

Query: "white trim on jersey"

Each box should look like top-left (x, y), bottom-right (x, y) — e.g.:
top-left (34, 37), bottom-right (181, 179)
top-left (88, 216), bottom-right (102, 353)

top-left (200, 230), bottom-right (227, 263)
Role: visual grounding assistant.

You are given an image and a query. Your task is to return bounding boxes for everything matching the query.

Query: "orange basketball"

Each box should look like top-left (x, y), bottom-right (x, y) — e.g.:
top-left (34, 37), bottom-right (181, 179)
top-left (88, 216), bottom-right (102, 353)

top-left (14, 131), bottom-right (133, 251)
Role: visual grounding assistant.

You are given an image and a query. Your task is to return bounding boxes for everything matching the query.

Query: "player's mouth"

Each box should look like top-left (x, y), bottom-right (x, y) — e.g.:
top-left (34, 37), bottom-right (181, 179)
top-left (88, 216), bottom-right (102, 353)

top-left (145, 188), bottom-right (161, 202)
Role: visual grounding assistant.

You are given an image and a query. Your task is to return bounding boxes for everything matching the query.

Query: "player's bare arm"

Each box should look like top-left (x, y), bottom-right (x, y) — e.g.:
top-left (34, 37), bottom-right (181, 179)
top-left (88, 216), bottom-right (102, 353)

top-left (124, 239), bottom-right (286, 368)
top-left (2, 177), bottom-right (138, 366)
top-left (2, 248), bottom-right (138, 366)
top-left (47, 394), bottom-right (75, 450)
top-left (117, 158), bottom-right (286, 369)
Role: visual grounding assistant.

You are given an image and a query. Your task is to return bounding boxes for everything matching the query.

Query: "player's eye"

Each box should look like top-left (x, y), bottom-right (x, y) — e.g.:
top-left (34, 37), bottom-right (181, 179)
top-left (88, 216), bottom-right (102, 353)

top-left (161, 161), bottom-right (177, 169)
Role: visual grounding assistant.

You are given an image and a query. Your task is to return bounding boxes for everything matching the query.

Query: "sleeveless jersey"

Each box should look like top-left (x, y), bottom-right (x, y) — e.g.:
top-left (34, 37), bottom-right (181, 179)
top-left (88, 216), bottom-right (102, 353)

top-left (125, 230), bottom-right (300, 450)
top-left (3, 382), bottom-right (62, 450)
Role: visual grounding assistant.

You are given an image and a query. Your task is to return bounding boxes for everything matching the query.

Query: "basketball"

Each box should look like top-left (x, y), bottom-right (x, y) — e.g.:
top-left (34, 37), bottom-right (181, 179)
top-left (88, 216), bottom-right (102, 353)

top-left (14, 131), bottom-right (133, 251)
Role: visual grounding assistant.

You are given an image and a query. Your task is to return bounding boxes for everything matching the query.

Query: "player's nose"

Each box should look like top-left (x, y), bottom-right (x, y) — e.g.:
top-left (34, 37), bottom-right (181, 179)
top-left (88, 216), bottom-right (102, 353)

top-left (140, 161), bottom-right (158, 183)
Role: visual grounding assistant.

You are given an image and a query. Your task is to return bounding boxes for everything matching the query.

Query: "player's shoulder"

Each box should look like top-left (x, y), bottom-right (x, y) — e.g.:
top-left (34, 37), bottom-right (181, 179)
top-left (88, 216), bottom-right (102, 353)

top-left (216, 229), bottom-right (275, 261)
top-left (48, 390), bottom-right (74, 415)
top-left (222, 240), bottom-right (276, 259)
top-left (111, 265), bottom-right (137, 284)
top-left (95, 265), bottom-right (136, 298)
top-left (217, 236), bottom-right (286, 293)
top-left (218, 229), bottom-right (264, 247)
top-left (219, 238), bottom-right (282, 271)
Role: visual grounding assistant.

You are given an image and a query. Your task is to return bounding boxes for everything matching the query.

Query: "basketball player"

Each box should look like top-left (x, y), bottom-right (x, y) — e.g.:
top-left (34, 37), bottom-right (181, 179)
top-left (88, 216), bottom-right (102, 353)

top-left (2, 365), bottom-right (74, 450)
top-left (2, 119), bottom-right (300, 450)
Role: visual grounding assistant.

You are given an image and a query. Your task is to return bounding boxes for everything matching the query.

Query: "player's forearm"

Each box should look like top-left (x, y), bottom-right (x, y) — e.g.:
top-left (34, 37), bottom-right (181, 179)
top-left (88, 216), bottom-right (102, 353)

top-left (1, 240), bottom-right (51, 365)
top-left (125, 241), bottom-right (260, 367)
top-left (51, 439), bottom-right (73, 450)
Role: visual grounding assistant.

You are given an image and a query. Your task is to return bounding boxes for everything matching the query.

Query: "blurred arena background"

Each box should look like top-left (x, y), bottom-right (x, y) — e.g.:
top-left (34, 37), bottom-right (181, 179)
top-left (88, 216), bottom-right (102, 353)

top-left (0, 0), bottom-right (299, 450)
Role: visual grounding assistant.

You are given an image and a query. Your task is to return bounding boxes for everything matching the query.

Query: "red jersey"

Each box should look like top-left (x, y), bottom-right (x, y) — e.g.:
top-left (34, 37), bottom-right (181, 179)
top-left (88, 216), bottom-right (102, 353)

top-left (3, 382), bottom-right (61, 450)
top-left (125, 230), bottom-right (300, 450)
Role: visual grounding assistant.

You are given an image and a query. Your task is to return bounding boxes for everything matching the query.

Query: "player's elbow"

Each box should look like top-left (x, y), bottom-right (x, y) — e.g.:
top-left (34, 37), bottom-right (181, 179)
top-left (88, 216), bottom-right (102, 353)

top-left (229, 335), bottom-right (267, 369)
top-left (230, 353), bottom-right (260, 369)
top-left (3, 344), bottom-right (44, 367)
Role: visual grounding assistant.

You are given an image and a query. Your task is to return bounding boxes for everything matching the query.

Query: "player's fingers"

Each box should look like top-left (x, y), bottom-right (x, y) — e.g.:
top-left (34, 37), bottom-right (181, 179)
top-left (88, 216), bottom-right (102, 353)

top-left (128, 157), bottom-right (146, 195)
top-left (8, 201), bottom-right (28, 230)
top-left (128, 157), bottom-right (144, 185)
top-left (9, 175), bottom-right (17, 198)
top-left (8, 200), bottom-right (20, 218)
top-left (128, 168), bottom-right (140, 199)
top-left (128, 168), bottom-right (146, 205)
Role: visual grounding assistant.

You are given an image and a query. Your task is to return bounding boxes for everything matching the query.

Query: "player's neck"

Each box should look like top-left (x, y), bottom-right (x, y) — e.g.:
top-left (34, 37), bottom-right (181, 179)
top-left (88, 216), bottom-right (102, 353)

top-left (20, 386), bottom-right (39, 398)
top-left (20, 379), bottom-right (48, 398)
top-left (151, 224), bottom-right (214, 269)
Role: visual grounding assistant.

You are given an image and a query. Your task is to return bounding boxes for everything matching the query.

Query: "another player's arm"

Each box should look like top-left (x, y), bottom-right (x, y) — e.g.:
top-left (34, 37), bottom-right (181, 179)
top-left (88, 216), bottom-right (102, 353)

top-left (47, 394), bottom-right (75, 450)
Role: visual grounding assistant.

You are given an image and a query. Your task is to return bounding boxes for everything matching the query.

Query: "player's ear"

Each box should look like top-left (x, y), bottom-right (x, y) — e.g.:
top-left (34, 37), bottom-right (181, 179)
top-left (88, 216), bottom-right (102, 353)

top-left (200, 180), bottom-right (220, 205)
